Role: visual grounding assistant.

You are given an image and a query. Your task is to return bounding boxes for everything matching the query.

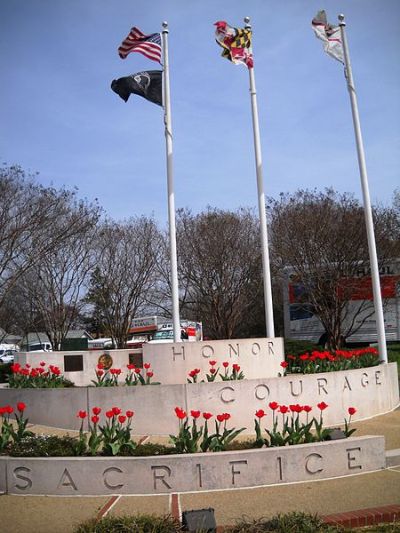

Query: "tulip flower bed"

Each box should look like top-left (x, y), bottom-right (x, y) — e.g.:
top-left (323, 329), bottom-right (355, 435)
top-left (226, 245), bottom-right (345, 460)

top-left (171, 402), bottom-right (357, 452)
top-left (8, 362), bottom-right (74, 388)
top-left (0, 401), bottom-right (357, 457)
top-left (0, 402), bottom-right (33, 451)
top-left (187, 360), bottom-right (245, 383)
top-left (171, 407), bottom-right (246, 452)
top-left (6, 361), bottom-right (160, 389)
top-left (92, 362), bottom-right (159, 387)
top-left (280, 347), bottom-right (379, 375)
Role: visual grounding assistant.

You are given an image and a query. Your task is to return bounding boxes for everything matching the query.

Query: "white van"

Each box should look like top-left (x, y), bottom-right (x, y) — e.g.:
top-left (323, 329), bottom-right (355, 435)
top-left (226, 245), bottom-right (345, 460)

top-left (28, 342), bottom-right (52, 352)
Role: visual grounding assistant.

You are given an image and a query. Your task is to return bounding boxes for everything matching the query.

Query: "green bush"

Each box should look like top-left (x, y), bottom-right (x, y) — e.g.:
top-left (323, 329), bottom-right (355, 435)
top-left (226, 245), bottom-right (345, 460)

top-left (387, 343), bottom-right (400, 366)
top-left (8, 437), bottom-right (180, 458)
top-left (226, 512), bottom-right (342, 532)
top-left (74, 514), bottom-right (182, 533)
top-left (9, 435), bottom-right (81, 457)
top-left (129, 443), bottom-right (177, 456)
top-left (226, 439), bottom-right (259, 451)
top-left (0, 362), bottom-right (12, 383)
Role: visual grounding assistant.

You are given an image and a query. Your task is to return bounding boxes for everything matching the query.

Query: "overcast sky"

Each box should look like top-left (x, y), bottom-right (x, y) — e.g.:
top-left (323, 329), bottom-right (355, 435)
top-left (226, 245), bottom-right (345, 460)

top-left (1, 0), bottom-right (399, 224)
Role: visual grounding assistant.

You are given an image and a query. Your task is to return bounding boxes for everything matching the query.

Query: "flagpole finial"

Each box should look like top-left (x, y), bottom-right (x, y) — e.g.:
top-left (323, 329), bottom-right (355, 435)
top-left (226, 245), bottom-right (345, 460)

top-left (244, 16), bottom-right (251, 29)
top-left (338, 14), bottom-right (346, 26)
top-left (162, 21), bottom-right (169, 32)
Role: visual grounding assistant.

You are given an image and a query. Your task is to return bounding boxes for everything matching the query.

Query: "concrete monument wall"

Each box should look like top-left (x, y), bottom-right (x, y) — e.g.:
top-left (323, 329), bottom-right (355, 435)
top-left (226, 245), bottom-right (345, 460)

top-left (15, 337), bottom-right (284, 387)
top-left (0, 436), bottom-right (386, 496)
top-left (0, 364), bottom-right (398, 434)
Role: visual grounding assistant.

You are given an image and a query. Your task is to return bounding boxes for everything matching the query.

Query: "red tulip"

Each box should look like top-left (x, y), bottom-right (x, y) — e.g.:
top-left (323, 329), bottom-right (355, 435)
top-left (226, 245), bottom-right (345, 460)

top-left (209, 360), bottom-right (217, 366)
top-left (92, 406), bottom-right (101, 415)
top-left (118, 415), bottom-right (127, 424)
top-left (112, 407), bottom-right (121, 415)
top-left (91, 415), bottom-right (99, 424)
top-left (105, 410), bottom-right (114, 418)
top-left (146, 371), bottom-right (154, 378)
top-left (203, 412), bottom-right (213, 420)
top-left (77, 410), bottom-right (87, 419)
top-left (348, 407), bottom-right (357, 416)
top-left (222, 361), bottom-right (229, 368)
top-left (134, 368), bottom-right (141, 374)
top-left (303, 405), bottom-right (312, 413)
top-left (222, 413), bottom-right (230, 421)
top-left (96, 369), bottom-right (104, 376)
top-left (127, 364), bottom-right (135, 370)
top-left (279, 405), bottom-right (289, 414)
top-left (191, 410), bottom-right (201, 419)
top-left (280, 361), bottom-right (289, 368)
top-left (17, 402), bottom-right (26, 412)
top-left (144, 363), bottom-right (151, 369)
top-left (126, 410), bottom-right (134, 418)
top-left (40, 361), bottom-right (46, 367)
top-left (317, 402), bottom-right (328, 411)
top-left (210, 368), bottom-right (217, 374)
top-left (217, 414), bottom-right (225, 423)
top-left (175, 407), bottom-right (187, 420)
top-left (269, 401), bottom-right (279, 410)
top-left (255, 409), bottom-right (266, 418)
top-left (97, 362), bottom-right (104, 370)
top-left (232, 364), bottom-right (240, 372)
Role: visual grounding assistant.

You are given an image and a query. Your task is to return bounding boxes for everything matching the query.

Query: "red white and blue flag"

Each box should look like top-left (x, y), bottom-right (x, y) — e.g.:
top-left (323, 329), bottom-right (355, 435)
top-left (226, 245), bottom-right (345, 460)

top-left (312, 11), bottom-right (344, 63)
top-left (118, 27), bottom-right (162, 63)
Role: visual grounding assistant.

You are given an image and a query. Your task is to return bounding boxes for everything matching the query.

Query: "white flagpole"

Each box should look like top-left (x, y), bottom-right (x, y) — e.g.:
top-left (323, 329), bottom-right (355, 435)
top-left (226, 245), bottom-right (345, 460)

top-left (244, 16), bottom-right (275, 338)
top-left (162, 21), bottom-right (181, 343)
top-left (338, 14), bottom-right (387, 363)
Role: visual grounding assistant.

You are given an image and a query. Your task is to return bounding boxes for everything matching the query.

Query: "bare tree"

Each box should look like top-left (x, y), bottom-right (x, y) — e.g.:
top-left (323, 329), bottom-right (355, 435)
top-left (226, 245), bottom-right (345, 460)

top-left (0, 165), bottom-right (101, 308)
top-left (269, 189), bottom-right (399, 349)
top-left (176, 208), bottom-right (262, 339)
top-left (85, 217), bottom-right (161, 348)
top-left (19, 209), bottom-right (100, 350)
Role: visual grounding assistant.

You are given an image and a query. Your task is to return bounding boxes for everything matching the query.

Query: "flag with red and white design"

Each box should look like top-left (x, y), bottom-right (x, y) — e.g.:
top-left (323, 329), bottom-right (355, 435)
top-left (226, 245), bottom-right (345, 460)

top-left (214, 20), bottom-right (253, 68)
top-left (118, 27), bottom-right (162, 63)
top-left (312, 11), bottom-right (344, 63)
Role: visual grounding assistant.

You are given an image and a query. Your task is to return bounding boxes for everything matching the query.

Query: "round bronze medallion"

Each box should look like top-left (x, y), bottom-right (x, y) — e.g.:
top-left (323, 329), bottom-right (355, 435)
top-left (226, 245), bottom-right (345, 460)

top-left (98, 353), bottom-right (113, 370)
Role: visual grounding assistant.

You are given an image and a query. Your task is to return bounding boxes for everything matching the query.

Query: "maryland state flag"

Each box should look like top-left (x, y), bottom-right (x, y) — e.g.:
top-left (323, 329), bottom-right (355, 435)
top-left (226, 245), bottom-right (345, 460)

top-left (214, 21), bottom-right (253, 68)
top-left (111, 71), bottom-right (162, 106)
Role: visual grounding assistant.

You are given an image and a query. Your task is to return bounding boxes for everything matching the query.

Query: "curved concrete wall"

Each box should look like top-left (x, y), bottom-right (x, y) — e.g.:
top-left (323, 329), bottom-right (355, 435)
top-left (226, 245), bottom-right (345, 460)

top-left (15, 337), bottom-right (285, 387)
top-left (0, 364), bottom-right (398, 435)
top-left (0, 436), bottom-right (386, 496)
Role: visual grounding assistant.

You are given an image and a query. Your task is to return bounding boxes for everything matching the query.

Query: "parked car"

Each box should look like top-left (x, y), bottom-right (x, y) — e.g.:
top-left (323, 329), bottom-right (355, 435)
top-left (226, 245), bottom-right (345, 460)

top-left (0, 349), bottom-right (17, 364)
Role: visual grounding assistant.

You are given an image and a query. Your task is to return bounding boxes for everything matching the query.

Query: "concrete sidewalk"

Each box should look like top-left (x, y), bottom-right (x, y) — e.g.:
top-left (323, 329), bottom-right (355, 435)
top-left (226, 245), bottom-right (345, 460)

top-left (0, 408), bottom-right (399, 532)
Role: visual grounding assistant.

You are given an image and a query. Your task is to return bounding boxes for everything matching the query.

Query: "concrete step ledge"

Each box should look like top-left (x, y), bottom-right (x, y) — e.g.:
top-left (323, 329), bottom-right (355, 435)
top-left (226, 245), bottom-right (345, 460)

top-left (386, 448), bottom-right (400, 467)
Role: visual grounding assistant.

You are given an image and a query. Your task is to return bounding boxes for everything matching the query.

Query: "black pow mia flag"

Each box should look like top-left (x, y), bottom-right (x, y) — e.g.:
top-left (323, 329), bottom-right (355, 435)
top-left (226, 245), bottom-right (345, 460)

top-left (111, 70), bottom-right (162, 106)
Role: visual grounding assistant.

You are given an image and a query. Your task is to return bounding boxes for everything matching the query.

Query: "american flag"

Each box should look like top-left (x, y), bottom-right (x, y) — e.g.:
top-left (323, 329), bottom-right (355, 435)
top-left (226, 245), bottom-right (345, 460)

top-left (118, 27), bottom-right (162, 63)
